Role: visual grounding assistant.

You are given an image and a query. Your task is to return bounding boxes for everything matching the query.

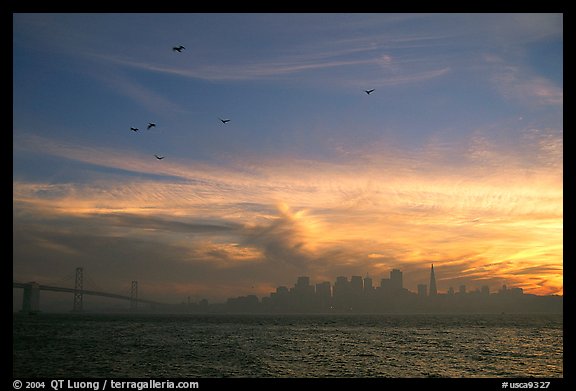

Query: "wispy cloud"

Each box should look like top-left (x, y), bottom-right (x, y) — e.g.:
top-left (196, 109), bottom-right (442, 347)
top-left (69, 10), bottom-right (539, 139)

top-left (84, 61), bottom-right (187, 115)
top-left (484, 53), bottom-right (563, 107)
top-left (13, 128), bottom-right (563, 297)
top-left (13, 13), bottom-right (563, 302)
top-left (90, 47), bottom-right (452, 87)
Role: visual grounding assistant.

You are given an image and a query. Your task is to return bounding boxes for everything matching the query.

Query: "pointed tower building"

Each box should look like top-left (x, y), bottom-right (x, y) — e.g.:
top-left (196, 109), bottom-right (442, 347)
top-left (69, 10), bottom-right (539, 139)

top-left (429, 264), bottom-right (438, 297)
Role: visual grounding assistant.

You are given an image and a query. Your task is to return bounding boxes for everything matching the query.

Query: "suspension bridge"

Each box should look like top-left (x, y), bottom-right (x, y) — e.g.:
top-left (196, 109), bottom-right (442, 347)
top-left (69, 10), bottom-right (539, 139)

top-left (13, 267), bottom-right (164, 313)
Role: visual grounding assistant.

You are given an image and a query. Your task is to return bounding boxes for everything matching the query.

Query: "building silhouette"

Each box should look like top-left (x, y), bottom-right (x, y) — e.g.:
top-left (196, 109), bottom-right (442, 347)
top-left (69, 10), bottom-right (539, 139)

top-left (380, 277), bottom-right (390, 293)
top-left (316, 281), bottom-right (331, 309)
top-left (390, 269), bottom-right (403, 291)
top-left (417, 284), bottom-right (427, 297)
top-left (363, 275), bottom-right (373, 292)
top-left (218, 265), bottom-right (561, 314)
top-left (295, 276), bottom-right (310, 288)
top-left (293, 276), bottom-right (314, 311)
top-left (333, 276), bottom-right (349, 310)
top-left (429, 264), bottom-right (438, 297)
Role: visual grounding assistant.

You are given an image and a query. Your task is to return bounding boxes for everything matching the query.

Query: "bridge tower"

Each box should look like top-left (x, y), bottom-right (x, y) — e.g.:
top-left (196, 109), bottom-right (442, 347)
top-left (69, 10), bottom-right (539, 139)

top-left (21, 282), bottom-right (40, 314)
top-left (72, 267), bottom-right (84, 312)
top-left (130, 281), bottom-right (138, 311)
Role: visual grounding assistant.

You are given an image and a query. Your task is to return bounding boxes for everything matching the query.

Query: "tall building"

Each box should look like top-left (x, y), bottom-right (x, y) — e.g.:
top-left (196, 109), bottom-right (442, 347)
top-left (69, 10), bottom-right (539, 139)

top-left (509, 287), bottom-right (524, 296)
top-left (350, 276), bottom-right (364, 294)
top-left (417, 284), bottom-right (427, 297)
top-left (333, 276), bottom-right (349, 309)
top-left (429, 264), bottom-right (438, 297)
top-left (315, 281), bottom-right (331, 310)
top-left (379, 278), bottom-right (391, 296)
top-left (276, 286), bottom-right (289, 295)
top-left (390, 269), bottom-right (403, 291)
top-left (349, 276), bottom-right (363, 310)
top-left (363, 276), bottom-right (373, 292)
top-left (294, 276), bottom-right (314, 294)
top-left (335, 276), bottom-right (348, 289)
top-left (293, 276), bottom-right (314, 311)
top-left (315, 281), bottom-right (331, 298)
top-left (296, 276), bottom-right (310, 288)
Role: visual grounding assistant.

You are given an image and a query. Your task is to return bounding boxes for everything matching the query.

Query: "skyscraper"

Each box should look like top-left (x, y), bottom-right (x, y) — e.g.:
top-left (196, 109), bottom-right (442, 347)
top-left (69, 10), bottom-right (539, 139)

top-left (363, 275), bottom-right (373, 292)
top-left (390, 269), bottom-right (403, 291)
top-left (296, 276), bottom-right (310, 288)
top-left (429, 264), bottom-right (438, 296)
top-left (417, 284), bottom-right (427, 297)
top-left (333, 276), bottom-right (349, 309)
top-left (350, 276), bottom-right (364, 294)
top-left (349, 276), bottom-right (363, 310)
top-left (315, 281), bottom-right (331, 298)
top-left (315, 281), bottom-right (331, 310)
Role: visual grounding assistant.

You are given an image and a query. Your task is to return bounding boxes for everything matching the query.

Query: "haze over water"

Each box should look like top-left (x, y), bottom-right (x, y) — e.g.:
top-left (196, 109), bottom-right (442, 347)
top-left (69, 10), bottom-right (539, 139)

top-left (13, 313), bottom-right (563, 378)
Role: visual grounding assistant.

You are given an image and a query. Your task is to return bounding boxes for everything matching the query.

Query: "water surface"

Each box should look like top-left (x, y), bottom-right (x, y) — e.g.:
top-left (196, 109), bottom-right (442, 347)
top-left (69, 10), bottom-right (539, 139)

top-left (13, 313), bottom-right (563, 378)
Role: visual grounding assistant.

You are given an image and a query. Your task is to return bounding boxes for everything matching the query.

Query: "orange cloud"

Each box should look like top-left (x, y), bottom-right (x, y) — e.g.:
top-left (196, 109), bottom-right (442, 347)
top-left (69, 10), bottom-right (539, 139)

top-left (13, 129), bottom-right (562, 298)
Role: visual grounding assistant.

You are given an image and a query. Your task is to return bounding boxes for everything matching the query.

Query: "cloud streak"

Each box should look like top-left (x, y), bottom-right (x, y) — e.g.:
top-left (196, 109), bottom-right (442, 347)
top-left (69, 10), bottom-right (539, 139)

top-left (13, 127), bottom-right (563, 299)
top-left (484, 53), bottom-right (563, 107)
top-left (90, 52), bottom-right (452, 88)
top-left (13, 14), bottom-right (563, 306)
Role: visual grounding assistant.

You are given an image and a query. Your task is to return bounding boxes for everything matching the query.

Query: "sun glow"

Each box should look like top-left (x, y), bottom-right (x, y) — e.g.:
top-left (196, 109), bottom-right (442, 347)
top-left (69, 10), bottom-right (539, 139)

top-left (13, 152), bottom-right (562, 295)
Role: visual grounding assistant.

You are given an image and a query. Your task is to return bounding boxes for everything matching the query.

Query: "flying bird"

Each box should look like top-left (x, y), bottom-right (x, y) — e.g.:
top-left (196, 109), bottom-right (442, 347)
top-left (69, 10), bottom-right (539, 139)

top-left (130, 127), bottom-right (139, 132)
top-left (365, 89), bottom-right (375, 95)
top-left (172, 45), bottom-right (185, 52)
top-left (219, 118), bottom-right (231, 124)
top-left (147, 123), bottom-right (156, 130)
top-left (154, 154), bottom-right (165, 160)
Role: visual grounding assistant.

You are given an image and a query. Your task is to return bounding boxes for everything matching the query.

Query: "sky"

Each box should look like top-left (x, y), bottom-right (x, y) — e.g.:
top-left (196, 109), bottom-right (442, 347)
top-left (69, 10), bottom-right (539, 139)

top-left (13, 13), bottom-right (563, 307)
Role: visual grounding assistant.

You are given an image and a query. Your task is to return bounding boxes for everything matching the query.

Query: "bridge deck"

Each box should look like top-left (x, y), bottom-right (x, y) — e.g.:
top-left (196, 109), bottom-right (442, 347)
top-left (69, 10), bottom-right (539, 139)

top-left (13, 282), bottom-right (162, 306)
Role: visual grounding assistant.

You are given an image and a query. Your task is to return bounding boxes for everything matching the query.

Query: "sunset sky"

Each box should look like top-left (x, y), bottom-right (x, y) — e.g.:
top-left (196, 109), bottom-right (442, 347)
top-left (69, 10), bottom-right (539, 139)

top-left (13, 13), bottom-right (562, 306)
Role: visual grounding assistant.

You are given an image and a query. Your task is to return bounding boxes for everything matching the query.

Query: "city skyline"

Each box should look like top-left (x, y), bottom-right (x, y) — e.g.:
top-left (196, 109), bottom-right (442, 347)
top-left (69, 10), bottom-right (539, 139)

top-left (13, 260), bottom-right (559, 310)
top-left (13, 14), bottom-right (562, 304)
top-left (13, 263), bottom-right (562, 314)
top-left (269, 265), bottom-right (525, 296)
top-left (222, 265), bottom-right (561, 314)
top-left (232, 264), bottom-right (532, 304)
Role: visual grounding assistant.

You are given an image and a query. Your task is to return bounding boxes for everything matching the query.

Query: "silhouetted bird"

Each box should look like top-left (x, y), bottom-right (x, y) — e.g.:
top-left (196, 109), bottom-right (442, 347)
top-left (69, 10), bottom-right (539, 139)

top-left (173, 46), bottom-right (185, 52)
top-left (130, 127), bottom-right (139, 132)
top-left (219, 118), bottom-right (231, 124)
top-left (147, 123), bottom-right (156, 130)
top-left (154, 154), bottom-right (165, 160)
top-left (365, 89), bottom-right (375, 95)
